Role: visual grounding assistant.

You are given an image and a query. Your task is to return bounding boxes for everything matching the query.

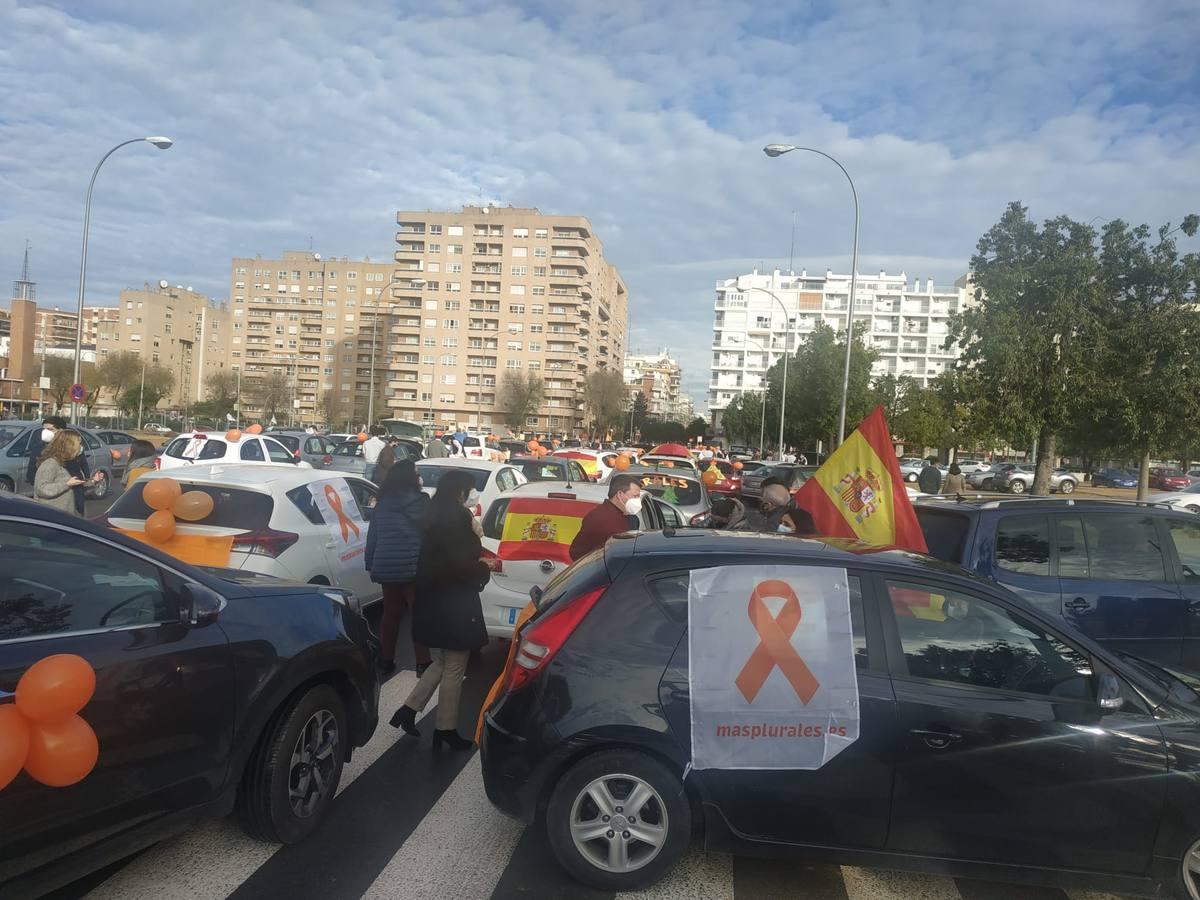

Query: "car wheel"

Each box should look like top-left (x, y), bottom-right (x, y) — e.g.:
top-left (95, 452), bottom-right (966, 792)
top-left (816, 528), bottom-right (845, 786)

top-left (1187, 505), bottom-right (1200, 514)
top-left (0, 476), bottom-right (12, 493)
top-left (1174, 836), bottom-right (1200, 899)
top-left (237, 684), bottom-right (346, 844)
top-left (1009, 479), bottom-right (1026, 494)
top-left (905, 473), bottom-right (918, 483)
top-left (546, 749), bottom-right (690, 891)
top-left (88, 470), bottom-right (110, 500)
top-left (1059, 479), bottom-right (1075, 494)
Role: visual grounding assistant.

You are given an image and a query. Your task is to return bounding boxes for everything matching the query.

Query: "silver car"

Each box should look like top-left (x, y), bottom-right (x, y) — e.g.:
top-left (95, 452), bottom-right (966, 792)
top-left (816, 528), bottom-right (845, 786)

top-left (324, 438), bottom-right (421, 478)
top-left (267, 431), bottom-right (338, 468)
top-left (999, 465), bottom-right (1081, 494)
top-left (0, 419), bottom-right (118, 499)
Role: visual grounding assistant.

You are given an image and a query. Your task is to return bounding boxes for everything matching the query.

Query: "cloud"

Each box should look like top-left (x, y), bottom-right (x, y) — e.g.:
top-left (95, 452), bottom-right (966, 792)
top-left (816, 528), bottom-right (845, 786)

top-left (1, 0), bottom-right (1198, 406)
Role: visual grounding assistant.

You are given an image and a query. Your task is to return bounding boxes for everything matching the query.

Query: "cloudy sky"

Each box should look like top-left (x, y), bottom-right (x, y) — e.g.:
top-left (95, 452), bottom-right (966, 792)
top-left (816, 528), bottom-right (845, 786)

top-left (2, 0), bottom-right (1198, 408)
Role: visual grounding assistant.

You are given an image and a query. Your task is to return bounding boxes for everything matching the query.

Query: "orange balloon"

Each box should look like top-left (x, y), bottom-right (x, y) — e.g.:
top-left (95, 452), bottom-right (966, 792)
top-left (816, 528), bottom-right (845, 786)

top-left (527, 440), bottom-right (539, 451)
top-left (613, 454), bottom-right (631, 471)
top-left (23, 715), bottom-right (99, 787)
top-left (173, 490), bottom-right (214, 522)
top-left (15, 654), bottom-right (96, 724)
top-left (142, 478), bottom-right (182, 511)
top-left (733, 460), bottom-right (744, 471)
top-left (246, 423), bottom-right (263, 435)
top-left (0, 705), bottom-right (30, 791)
top-left (357, 432), bottom-right (369, 443)
top-left (702, 469), bottom-right (719, 487)
top-left (225, 429), bottom-right (242, 442)
top-left (145, 509), bottom-right (176, 543)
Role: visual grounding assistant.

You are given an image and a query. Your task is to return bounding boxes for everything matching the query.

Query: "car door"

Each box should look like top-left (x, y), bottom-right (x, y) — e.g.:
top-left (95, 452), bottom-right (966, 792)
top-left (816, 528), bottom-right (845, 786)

top-left (3, 427), bottom-right (35, 493)
top-left (1162, 517), bottom-right (1200, 673)
top-left (981, 514), bottom-right (1063, 620)
top-left (657, 566), bottom-right (900, 849)
top-left (1054, 512), bottom-right (1184, 667)
top-left (240, 438), bottom-right (266, 463)
top-left (0, 517), bottom-right (235, 884)
top-left (341, 478), bottom-right (382, 604)
top-left (879, 572), bottom-right (1166, 874)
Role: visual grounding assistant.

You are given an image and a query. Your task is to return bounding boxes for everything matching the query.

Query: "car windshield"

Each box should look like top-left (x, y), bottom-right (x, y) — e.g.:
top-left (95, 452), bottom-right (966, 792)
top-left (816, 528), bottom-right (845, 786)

top-left (516, 461), bottom-right (568, 480)
top-left (108, 482), bottom-right (274, 530)
top-left (0, 424), bottom-right (25, 449)
top-left (416, 465), bottom-right (490, 491)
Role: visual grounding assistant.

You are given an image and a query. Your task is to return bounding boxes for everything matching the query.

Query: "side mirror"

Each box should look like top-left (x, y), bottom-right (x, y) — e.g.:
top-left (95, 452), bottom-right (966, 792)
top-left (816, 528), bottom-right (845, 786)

top-left (183, 582), bottom-right (225, 626)
top-left (1097, 671), bottom-right (1124, 710)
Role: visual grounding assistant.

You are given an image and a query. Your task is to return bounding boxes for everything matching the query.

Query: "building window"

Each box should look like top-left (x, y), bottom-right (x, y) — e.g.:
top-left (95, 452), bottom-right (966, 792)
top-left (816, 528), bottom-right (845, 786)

top-left (530, 323), bottom-right (544, 333)
top-left (429, 225), bottom-right (443, 235)
top-left (447, 262), bottom-right (462, 273)
top-left (512, 247), bottom-right (527, 258)
top-left (444, 319), bottom-right (458, 329)
top-left (532, 286), bottom-right (546, 295)
top-left (509, 304), bottom-right (525, 314)
top-left (507, 340), bottom-right (522, 350)
top-left (506, 359), bottom-right (522, 369)
top-left (534, 248), bottom-right (547, 258)
top-left (444, 300), bottom-right (461, 310)
top-left (526, 416), bottom-right (539, 426)
top-left (447, 282), bottom-right (461, 292)
top-left (511, 265), bottom-right (527, 276)
top-left (424, 318), bottom-right (437, 328)
top-left (427, 262), bottom-right (441, 273)
top-left (447, 225), bottom-right (463, 236)
top-left (443, 337), bottom-right (458, 347)
top-left (510, 285), bottom-right (526, 296)
top-left (528, 361), bottom-right (541, 370)
top-left (428, 243), bottom-right (441, 253)
top-left (535, 229), bottom-right (547, 239)
top-left (512, 227), bottom-right (529, 238)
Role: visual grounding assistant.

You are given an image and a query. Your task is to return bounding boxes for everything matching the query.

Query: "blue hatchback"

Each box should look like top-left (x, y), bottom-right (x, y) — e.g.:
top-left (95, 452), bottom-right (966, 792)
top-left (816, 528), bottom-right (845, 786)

top-left (1094, 468), bottom-right (1139, 488)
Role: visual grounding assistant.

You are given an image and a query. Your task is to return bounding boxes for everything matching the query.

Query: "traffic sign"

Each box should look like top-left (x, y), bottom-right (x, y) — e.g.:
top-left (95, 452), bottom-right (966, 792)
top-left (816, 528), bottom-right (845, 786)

top-left (69, 383), bottom-right (86, 402)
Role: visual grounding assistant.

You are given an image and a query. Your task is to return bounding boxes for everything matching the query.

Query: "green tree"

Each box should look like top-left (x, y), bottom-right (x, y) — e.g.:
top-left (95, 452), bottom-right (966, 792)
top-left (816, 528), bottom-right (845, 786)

top-left (952, 202), bottom-right (1101, 494)
top-left (116, 365), bottom-right (174, 417)
top-left (629, 391), bottom-right (649, 434)
top-left (641, 419), bottom-right (686, 443)
top-left (96, 350), bottom-right (144, 408)
top-left (685, 416), bottom-right (708, 440)
top-left (720, 392), bottom-right (764, 447)
top-left (584, 369), bottom-right (627, 435)
top-left (249, 370), bottom-right (292, 422)
top-left (44, 356), bottom-right (75, 410)
top-left (497, 371), bottom-right (545, 432)
top-left (192, 370), bottom-right (238, 423)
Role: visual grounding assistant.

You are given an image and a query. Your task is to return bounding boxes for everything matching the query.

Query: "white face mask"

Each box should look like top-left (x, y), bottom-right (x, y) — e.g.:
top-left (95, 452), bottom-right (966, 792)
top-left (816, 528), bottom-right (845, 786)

top-left (777, 524), bottom-right (793, 534)
top-left (623, 495), bottom-right (643, 516)
top-left (466, 489), bottom-right (481, 508)
top-left (41, 428), bottom-right (56, 443)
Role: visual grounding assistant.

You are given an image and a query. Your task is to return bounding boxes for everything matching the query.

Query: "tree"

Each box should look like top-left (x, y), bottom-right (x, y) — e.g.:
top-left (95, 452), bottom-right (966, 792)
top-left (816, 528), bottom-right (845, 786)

top-left (720, 392), bottom-right (764, 446)
top-left (318, 391), bottom-right (345, 428)
top-left (629, 391), bottom-right (649, 435)
top-left (116, 365), bottom-right (174, 417)
top-left (952, 203), bottom-right (1102, 494)
top-left (685, 416), bottom-right (708, 440)
top-left (641, 419), bottom-right (686, 443)
top-left (193, 370), bottom-right (238, 423)
top-left (584, 369), bottom-right (626, 435)
top-left (96, 351), bottom-right (144, 408)
top-left (248, 370), bottom-right (292, 422)
top-left (44, 356), bottom-right (75, 410)
top-left (497, 371), bottom-right (545, 432)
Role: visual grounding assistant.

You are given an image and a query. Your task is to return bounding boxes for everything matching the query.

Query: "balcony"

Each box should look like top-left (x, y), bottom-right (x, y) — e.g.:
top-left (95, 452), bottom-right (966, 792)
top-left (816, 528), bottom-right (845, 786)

top-left (396, 242), bottom-right (424, 253)
top-left (396, 222), bottom-right (425, 234)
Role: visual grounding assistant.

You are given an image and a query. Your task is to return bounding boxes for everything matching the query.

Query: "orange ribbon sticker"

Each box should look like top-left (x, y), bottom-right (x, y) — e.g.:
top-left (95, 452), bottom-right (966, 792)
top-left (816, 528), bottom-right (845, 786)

top-left (324, 484), bottom-right (361, 542)
top-left (735, 579), bottom-right (821, 705)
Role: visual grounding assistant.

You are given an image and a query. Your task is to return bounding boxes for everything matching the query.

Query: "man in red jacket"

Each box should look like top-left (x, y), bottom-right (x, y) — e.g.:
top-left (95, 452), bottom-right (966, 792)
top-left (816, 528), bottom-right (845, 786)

top-left (569, 474), bottom-right (643, 561)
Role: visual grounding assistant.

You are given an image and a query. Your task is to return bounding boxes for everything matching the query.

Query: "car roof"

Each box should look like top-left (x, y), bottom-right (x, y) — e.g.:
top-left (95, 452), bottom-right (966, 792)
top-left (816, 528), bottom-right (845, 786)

top-left (416, 457), bottom-right (507, 470)
top-left (624, 463), bottom-right (701, 481)
top-left (914, 496), bottom-right (1182, 514)
top-left (137, 463), bottom-right (354, 490)
top-left (509, 455), bottom-right (570, 465)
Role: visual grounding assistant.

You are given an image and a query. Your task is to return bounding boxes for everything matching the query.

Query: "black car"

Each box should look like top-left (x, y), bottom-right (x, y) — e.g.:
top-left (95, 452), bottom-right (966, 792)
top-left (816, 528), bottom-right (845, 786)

top-left (0, 494), bottom-right (380, 899)
top-left (481, 530), bottom-right (1200, 897)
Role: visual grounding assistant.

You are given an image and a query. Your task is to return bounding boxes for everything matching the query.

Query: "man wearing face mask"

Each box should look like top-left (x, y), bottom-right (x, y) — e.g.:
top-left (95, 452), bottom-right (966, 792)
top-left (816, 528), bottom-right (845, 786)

top-left (25, 416), bottom-right (68, 488)
top-left (569, 474), bottom-right (642, 561)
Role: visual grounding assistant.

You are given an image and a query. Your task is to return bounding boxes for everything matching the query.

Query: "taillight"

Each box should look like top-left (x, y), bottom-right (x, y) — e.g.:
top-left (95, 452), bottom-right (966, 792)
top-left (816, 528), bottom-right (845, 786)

top-left (504, 585), bottom-right (605, 693)
top-left (471, 503), bottom-right (482, 517)
top-left (232, 528), bottom-right (299, 558)
top-left (322, 455), bottom-right (333, 466)
top-left (480, 547), bottom-right (503, 574)
top-left (689, 512), bottom-right (710, 526)
top-left (153, 458), bottom-right (162, 470)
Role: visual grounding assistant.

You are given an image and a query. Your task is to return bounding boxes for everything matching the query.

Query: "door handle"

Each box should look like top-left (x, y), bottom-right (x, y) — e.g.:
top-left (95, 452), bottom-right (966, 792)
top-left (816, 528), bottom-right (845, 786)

top-left (910, 728), bottom-right (961, 750)
top-left (324, 541), bottom-right (336, 549)
top-left (1064, 597), bottom-right (1091, 613)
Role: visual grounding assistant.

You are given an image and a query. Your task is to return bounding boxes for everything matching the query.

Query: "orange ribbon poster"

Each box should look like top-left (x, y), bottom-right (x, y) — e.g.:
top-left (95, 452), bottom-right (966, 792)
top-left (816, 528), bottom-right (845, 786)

top-left (324, 483), bottom-right (361, 542)
top-left (310, 480), bottom-right (367, 567)
top-left (688, 566), bottom-right (859, 771)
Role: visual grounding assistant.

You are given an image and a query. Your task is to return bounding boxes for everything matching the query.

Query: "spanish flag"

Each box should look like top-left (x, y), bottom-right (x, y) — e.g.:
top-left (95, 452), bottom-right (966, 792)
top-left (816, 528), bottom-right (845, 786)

top-left (793, 405), bottom-right (929, 553)
top-left (552, 451), bottom-right (599, 479)
top-left (497, 497), bottom-right (595, 564)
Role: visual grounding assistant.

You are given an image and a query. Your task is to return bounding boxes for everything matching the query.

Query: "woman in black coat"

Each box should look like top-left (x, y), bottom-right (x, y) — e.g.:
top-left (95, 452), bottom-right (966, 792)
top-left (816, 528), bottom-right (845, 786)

top-left (389, 469), bottom-right (489, 750)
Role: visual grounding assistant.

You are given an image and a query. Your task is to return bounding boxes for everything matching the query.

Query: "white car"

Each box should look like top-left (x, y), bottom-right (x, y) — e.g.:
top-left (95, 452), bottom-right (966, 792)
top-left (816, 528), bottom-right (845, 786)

top-left (477, 481), bottom-right (668, 638)
top-left (143, 423), bottom-right (173, 435)
top-left (158, 431), bottom-right (312, 471)
top-left (552, 448), bottom-right (620, 482)
top-left (639, 453), bottom-right (700, 475)
top-left (103, 465), bottom-right (382, 605)
top-left (415, 457), bottom-right (527, 518)
top-left (1149, 483), bottom-right (1200, 514)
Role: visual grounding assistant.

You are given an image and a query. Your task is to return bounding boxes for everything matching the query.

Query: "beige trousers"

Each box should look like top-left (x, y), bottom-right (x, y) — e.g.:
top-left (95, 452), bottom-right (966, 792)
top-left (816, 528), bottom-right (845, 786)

top-left (404, 648), bottom-right (470, 730)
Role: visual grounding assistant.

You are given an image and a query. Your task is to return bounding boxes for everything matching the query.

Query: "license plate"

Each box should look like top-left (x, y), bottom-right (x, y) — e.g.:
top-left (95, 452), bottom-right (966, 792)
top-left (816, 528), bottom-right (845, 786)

top-left (506, 607), bottom-right (519, 625)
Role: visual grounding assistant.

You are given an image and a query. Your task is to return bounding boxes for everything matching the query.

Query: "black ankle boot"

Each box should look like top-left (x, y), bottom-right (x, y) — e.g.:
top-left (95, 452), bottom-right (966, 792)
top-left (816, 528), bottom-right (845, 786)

top-left (389, 705), bottom-right (420, 737)
top-left (431, 729), bottom-right (473, 751)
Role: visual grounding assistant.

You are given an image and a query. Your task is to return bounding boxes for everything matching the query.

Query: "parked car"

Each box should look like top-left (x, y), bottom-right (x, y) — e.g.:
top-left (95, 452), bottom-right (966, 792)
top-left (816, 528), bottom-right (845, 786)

top-left (267, 431), bottom-right (339, 468)
top-left (0, 420), bottom-right (118, 499)
top-left (479, 529), bottom-right (1200, 896)
top-left (553, 448), bottom-right (620, 482)
top-left (1094, 468), bottom-right (1139, 488)
top-left (415, 458), bottom-right (527, 518)
top-left (1148, 484), bottom-right (1200, 514)
top-left (477, 481), bottom-right (668, 637)
top-left (914, 496), bottom-right (1200, 673)
top-left (508, 455), bottom-right (589, 484)
top-left (952, 457), bottom-right (992, 474)
top-left (998, 464), bottom-right (1082, 494)
top-left (93, 430), bottom-right (136, 476)
top-left (966, 463), bottom-right (1017, 490)
top-left (1151, 467), bottom-right (1193, 492)
top-left (897, 457), bottom-right (926, 483)
top-left (623, 463), bottom-right (711, 527)
top-left (698, 458), bottom-right (741, 496)
top-left (740, 462), bottom-right (807, 500)
top-left (158, 432), bottom-right (311, 471)
top-left (639, 453), bottom-right (699, 475)
top-left (0, 492), bottom-right (379, 899)
top-left (499, 439), bottom-right (531, 459)
top-left (143, 423), bottom-right (173, 435)
top-left (738, 459), bottom-right (783, 500)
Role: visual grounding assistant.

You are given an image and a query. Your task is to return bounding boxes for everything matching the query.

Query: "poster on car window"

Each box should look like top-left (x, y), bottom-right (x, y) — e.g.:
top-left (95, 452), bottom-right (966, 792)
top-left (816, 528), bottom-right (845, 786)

top-left (688, 565), bottom-right (859, 770)
top-left (309, 480), bottom-right (367, 568)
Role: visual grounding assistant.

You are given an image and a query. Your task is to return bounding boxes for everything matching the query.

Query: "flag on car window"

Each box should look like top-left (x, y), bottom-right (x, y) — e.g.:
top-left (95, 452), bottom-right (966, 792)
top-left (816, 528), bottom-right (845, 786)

top-left (552, 451), bottom-right (598, 478)
top-left (793, 405), bottom-right (928, 553)
top-left (497, 497), bottom-right (594, 563)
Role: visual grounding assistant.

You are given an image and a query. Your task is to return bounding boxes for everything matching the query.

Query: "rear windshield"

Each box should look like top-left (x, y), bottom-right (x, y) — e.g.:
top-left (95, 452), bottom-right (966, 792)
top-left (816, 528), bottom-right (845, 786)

top-left (634, 474), bottom-right (702, 506)
top-left (165, 436), bottom-right (227, 461)
top-left (914, 508), bottom-right (970, 563)
top-left (273, 434), bottom-right (300, 452)
top-left (516, 460), bottom-right (568, 481)
top-left (108, 481), bottom-right (274, 530)
top-left (416, 465), bottom-right (489, 491)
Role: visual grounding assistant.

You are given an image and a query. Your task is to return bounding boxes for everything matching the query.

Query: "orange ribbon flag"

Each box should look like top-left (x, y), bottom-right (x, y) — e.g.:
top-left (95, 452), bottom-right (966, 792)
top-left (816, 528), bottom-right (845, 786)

top-left (324, 484), bottom-right (361, 541)
top-left (734, 580), bottom-right (820, 705)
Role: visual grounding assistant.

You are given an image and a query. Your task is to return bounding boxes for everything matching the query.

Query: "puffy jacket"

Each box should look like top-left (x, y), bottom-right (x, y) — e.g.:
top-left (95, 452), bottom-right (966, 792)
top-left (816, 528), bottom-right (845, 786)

top-left (364, 489), bottom-right (428, 584)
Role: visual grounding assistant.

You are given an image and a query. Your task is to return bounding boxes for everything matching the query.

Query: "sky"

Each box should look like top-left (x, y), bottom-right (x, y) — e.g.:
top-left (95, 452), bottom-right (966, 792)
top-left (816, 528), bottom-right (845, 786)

top-left (2, 0), bottom-right (1198, 410)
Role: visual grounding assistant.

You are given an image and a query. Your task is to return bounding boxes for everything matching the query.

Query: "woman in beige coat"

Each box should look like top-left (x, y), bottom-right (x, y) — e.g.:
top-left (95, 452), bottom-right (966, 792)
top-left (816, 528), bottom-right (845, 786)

top-left (34, 430), bottom-right (87, 515)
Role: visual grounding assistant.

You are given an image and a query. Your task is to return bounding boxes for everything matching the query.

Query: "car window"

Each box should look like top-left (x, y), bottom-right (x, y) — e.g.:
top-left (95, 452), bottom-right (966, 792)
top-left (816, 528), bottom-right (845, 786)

top-left (286, 485), bottom-right (327, 525)
top-left (4, 428), bottom-right (31, 457)
top-left (1168, 520), bottom-right (1200, 583)
top-left (571, 462), bottom-right (588, 482)
top-left (914, 509), bottom-right (970, 564)
top-left (655, 499), bottom-right (682, 528)
top-left (0, 520), bottom-right (176, 639)
top-left (165, 437), bottom-right (190, 458)
top-left (636, 475), bottom-right (702, 506)
top-left (885, 579), bottom-right (1093, 699)
top-left (241, 439), bottom-right (265, 461)
top-left (264, 438), bottom-right (295, 464)
top-left (75, 429), bottom-right (100, 451)
top-left (304, 437), bottom-right (326, 454)
top-left (994, 515), bottom-right (1050, 576)
top-left (416, 465), bottom-right (489, 491)
top-left (1057, 515), bottom-right (1166, 582)
top-left (345, 479), bottom-right (378, 519)
top-left (110, 482), bottom-right (275, 530)
top-left (333, 441), bottom-right (361, 457)
top-left (197, 439), bottom-right (227, 460)
top-left (0, 424), bottom-right (26, 451)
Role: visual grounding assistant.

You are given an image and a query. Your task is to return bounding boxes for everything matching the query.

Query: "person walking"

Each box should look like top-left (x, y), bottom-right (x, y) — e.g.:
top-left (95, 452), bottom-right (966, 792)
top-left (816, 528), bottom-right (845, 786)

top-left (34, 430), bottom-right (87, 515)
top-left (375, 436), bottom-right (401, 485)
top-left (918, 458), bottom-right (943, 494)
top-left (389, 470), bottom-right (489, 750)
top-left (568, 474), bottom-right (642, 560)
top-left (365, 460), bottom-right (432, 677)
top-left (362, 426), bottom-right (386, 482)
top-left (941, 462), bottom-right (966, 495)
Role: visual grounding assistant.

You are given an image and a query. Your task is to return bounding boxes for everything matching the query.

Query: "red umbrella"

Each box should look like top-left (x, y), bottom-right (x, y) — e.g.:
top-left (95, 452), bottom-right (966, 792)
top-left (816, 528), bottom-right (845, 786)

top-left (649, 443), bottom-right (690, 457)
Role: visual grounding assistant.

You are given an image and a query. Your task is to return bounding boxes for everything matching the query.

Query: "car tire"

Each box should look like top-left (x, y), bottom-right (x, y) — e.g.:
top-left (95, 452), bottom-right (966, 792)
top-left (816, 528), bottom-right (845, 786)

top-left (1187, 505), bottom-right (1200, 515)
top-left (1009, 479), bottom-right (1026, 494)
top-left (546, 749), bottom-right (690, 892)
top-left (1172, 836), bottom-right (1200, 899)
top-left (0, 476), bottom-right (12, 493)
top-left (905, 473), bottom-right (918, 483)
top-left (237, 683), bottom-right (347, 844)
top-left (89, 470), bottom-right (110, 500)
top-left (1059, 479), bottom-right (1075, 494)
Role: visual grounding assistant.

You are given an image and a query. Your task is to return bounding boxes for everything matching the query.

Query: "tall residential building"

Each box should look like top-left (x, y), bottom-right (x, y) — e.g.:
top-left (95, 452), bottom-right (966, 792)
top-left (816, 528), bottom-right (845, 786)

top-left (708, 268), bottom-right (971, 428)
top-left (96, 281), bottom-right (232, 409)
top-left (624, 351), bottom-right (690, 421)
top-left (387, 206), bottom-right (628, 433)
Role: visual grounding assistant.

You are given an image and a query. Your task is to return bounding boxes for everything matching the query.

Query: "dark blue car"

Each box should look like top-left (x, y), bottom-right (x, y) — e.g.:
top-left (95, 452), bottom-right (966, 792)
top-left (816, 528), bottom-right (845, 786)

top-left (1094, 468), bottom-right (1139, 488)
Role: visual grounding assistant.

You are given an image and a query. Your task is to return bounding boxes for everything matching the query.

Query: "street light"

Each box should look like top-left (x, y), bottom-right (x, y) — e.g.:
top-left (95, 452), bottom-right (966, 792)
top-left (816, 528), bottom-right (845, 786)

top-left (763, 143), bottom-right (860, 445)
top-left (737, 284), bottom-right (791, 459)
top-left (72, 136), bottom-right (172, 423)
top-left (367, 276), bottom-right (423, 426)
top-left (728, 335), bottom-right (768, 454)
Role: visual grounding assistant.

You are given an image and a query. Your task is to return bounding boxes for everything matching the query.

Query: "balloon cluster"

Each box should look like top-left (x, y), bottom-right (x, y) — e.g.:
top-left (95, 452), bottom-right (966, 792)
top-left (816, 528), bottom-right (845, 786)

top-left (224, 423), bottom-right (263, 442)
top-left (526, 440), bottom-right (549, 457)
top-left (142, 479), bottom-right (215, 544)
top-left (732, 460), bottom-right (744, 471)
top-left (0, 655), bottom-right (99, 790)
top-left (701, 464), bottom-right (721, 487)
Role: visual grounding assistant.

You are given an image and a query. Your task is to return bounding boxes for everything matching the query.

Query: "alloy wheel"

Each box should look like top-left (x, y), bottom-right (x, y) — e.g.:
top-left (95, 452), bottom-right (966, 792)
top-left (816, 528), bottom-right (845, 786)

top-left (569, 774), bottom-right (668, 874)
top-left (1183, 838), bottom-right (1200, 900)
top-left (288, 709), bottom-right (339, 818)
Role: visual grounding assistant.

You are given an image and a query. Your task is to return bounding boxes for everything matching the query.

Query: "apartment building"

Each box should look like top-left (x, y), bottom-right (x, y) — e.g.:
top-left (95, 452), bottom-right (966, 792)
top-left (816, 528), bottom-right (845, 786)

top-left (624, 351), bottom-right (691, 421)
top-left (708, 268), bottom-right (971, 428)
top-left (96, 281), bottom-right (232, 409)
top-left (386, 206), bottom-right (628, 433)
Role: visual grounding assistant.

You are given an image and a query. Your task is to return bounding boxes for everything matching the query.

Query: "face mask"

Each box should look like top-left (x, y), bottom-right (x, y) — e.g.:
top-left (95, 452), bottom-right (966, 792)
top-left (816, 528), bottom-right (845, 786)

top-left (466, 489), bottom-right (481, 508)
top-left (777, 524), bottom-right (793, 534)
top-left (623, 496), bottom-right (643, 516)
top-left (41, 428), bottom-right (56, 443)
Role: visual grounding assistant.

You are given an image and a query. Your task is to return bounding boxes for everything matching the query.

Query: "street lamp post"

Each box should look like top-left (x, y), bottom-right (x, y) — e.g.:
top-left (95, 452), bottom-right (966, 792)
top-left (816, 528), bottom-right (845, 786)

top-left (72, 136), bottom-right (172, 424)
top-left (729, 336), bottom-right (768, 454)
top-left (763, 144), bottom-right (860, 445)
top-left (367, 276), bottom-right (422, 426)
top-left (738, 285), bottom-right (791, 459)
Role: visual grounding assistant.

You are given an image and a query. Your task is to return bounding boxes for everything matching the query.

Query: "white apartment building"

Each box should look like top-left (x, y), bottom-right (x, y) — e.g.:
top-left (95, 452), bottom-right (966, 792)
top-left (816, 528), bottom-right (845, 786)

top-left (709, 268), bottom-right (971, 428)
top-left (624, 351), bottom-right (690, 421)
